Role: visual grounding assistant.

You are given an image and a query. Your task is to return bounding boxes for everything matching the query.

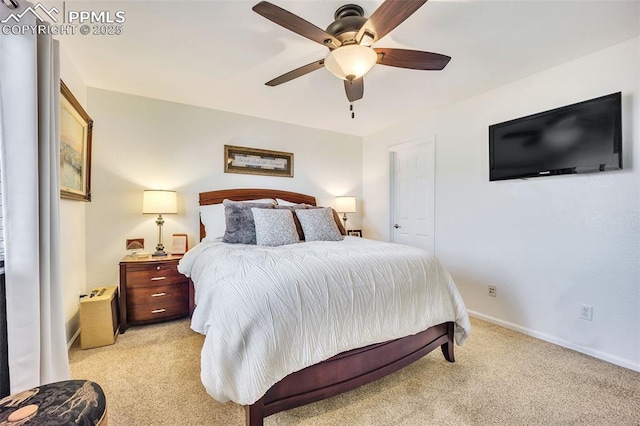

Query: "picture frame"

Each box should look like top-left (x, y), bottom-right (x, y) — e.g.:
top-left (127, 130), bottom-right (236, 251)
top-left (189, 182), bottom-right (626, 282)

top-left (60, 80), bottom-right (93, 201)
top-left (224, 145), bottom-right (293, 178)
top-left (171, 234), bottom-right (189, 255)
top-left (348, 230), bottom-right (362, 237)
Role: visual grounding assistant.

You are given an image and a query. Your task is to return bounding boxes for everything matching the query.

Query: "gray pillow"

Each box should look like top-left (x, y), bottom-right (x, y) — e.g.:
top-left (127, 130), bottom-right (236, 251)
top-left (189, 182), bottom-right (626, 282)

top-left (275, 204), bottom-right (307, 240)
top-left (222, 200), bottom-right (273, 244)
top-left (252, 208), bottom-right (300, 246)
top-left (305, 206), bottom-right (347, 235)
top-left (295, 208), bottom-right (344, 242)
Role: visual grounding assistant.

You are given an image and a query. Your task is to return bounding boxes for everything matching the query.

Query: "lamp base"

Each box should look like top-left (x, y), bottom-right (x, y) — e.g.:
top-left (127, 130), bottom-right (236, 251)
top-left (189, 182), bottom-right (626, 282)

top-left (153, 214), bottom-right (168, 256)
top-left (153, 242), bottom-right (167, 257)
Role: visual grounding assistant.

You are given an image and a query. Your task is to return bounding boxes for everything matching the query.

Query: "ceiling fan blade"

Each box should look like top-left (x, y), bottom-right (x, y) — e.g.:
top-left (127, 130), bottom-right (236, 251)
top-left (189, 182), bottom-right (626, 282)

top-left (375, 48), bottom-right (451, 70)
top-left (265, 59), bottom-right (325, 87)
top-left (344, 78), bottom-right (364, 102)
top-left (253, 1), bottom-right (342, 49)
top-left (356, 0), bottom-right (428, 45)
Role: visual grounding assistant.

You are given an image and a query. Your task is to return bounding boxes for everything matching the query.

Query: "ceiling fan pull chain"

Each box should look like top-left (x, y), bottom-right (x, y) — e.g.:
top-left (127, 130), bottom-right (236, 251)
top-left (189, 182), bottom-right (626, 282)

top-left (350, 103), bottom-right (355, 119)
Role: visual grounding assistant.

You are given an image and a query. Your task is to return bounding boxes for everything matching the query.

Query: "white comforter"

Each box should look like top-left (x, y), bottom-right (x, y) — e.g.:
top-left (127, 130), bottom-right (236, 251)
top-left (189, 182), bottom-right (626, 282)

top-left (178, 237), bottom-right (470, 405)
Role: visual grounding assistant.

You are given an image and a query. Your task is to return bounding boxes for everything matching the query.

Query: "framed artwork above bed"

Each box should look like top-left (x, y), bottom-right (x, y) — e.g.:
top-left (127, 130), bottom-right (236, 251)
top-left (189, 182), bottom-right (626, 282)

top-left (224, 145), bottom-right (293, 178)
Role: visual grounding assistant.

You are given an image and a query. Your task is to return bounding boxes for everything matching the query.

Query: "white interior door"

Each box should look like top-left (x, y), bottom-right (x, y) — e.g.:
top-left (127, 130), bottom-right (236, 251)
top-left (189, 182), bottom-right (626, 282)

top-left (390, 140), bottom-right (436, 253)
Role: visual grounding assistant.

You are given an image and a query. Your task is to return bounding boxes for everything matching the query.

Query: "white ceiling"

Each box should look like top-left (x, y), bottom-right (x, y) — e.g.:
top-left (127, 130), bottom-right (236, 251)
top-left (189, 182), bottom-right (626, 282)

top-left (58, 0), bottom-right (640, 136)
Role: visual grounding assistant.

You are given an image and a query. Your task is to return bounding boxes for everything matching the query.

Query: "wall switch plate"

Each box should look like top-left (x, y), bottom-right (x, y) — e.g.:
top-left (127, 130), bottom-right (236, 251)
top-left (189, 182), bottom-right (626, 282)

top-left (488, 285), bottom-right (496, 297)
top-left (580, 304), bottom-right (593, 321)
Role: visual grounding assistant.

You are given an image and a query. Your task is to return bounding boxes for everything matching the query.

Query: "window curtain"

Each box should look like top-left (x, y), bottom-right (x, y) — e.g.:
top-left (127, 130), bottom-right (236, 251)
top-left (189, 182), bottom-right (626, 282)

top-left (0, 1), bottom-right (70, 393)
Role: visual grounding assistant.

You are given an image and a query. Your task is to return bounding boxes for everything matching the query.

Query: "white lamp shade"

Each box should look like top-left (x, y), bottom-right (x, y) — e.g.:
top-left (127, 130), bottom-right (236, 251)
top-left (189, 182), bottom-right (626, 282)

top-left (143, 190), bottom-right (177, 214)
top-left (335, 196), bottom-right (357, 213)
top-left (324, 45), bottom-right (378, 81)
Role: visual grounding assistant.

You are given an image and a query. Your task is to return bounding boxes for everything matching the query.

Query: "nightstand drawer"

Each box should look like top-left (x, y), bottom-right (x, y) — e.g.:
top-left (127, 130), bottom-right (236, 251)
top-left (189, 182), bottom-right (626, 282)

top-left (126, 269), bottom-right (184, 288)
top-left (128, 296), bottom-right (188, 322)
top-left (127, 283), bottom-right (188, 306)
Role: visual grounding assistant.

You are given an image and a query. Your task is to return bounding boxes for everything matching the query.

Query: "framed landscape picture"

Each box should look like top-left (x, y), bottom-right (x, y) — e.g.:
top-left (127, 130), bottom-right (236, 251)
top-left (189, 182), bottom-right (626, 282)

top-left (224, 145), bottom-right (293, 178)
top-left (60, 80), bottom-right (93, 201)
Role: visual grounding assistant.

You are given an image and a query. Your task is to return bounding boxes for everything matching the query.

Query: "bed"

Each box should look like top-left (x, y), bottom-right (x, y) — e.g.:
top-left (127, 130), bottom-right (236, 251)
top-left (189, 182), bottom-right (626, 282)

top-left (179, 188), bottom-right (470, 426)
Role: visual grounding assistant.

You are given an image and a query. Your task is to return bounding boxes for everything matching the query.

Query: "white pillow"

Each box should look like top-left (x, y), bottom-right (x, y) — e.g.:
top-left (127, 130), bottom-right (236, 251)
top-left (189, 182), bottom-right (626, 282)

top-left (200, 198), bottom-right (276, 240)
top-left (295, 208), bottom-right (343, 242)
top-left (200, 204), bottom-right (226, 241)
top-left (275, 198), bottom-right (301, 206)
top-left (251, 208), bottom-right (300, 246)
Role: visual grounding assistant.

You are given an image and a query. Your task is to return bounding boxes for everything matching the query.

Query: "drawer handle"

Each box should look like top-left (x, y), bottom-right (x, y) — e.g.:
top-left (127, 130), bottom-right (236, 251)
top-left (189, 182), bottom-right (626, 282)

top-left (151, 292), bottom-right (167, 297)
top-left (156, 266), bottom-right (161, 270)
top-left (151, 308), bottom-right (167, 314)
top-left (150, 276), bottom-right (166, 281)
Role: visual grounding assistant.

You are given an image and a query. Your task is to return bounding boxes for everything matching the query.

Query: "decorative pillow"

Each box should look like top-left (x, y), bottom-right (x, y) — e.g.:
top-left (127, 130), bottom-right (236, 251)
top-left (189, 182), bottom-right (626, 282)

top-left (222, 200), bottom-right (274, 244)
top-left (201, 198), bottom-right (276, 240)
top-left (252, 208), bottom-right (300, 246)
top-left (305, 206), bottom-right (347, 235)
top-left (276, 198), bottom-right (302, 206)
top-left (275, 204), bottom-right (307, 240)
top-left (295, 208), bottom-right (344, 242)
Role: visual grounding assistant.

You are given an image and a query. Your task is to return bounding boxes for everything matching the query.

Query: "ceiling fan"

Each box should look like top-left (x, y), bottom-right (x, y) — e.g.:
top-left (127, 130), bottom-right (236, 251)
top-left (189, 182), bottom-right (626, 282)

top-left (253, 0), bottom-right (451, 107)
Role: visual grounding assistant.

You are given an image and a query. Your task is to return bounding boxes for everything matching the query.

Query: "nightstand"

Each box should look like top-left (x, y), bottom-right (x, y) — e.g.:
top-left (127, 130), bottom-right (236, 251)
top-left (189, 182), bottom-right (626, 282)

top-left (119, 255), bottom-right (194, 333)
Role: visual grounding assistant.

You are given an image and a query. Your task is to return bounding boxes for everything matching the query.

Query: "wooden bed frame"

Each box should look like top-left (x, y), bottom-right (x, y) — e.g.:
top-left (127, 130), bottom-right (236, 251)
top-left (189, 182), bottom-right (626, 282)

top-left (199, 188), bottom-right (456, 426)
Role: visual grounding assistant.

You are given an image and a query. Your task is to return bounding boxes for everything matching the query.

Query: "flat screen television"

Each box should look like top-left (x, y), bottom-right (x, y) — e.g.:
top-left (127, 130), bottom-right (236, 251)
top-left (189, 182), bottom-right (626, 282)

top-left (489, 92), bottom-right (622, 181)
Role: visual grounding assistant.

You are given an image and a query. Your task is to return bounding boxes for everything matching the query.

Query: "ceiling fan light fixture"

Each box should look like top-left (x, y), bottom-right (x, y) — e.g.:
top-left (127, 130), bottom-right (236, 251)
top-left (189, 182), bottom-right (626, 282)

top-left (324, 45), bottom-right (377, 81)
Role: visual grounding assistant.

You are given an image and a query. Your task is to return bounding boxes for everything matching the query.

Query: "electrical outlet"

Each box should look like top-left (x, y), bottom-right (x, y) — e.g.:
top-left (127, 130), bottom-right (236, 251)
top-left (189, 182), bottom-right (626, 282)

top-left (580, 304), bottom-right (593, 321)
top-left (488, 285), bottom-right (496, 297)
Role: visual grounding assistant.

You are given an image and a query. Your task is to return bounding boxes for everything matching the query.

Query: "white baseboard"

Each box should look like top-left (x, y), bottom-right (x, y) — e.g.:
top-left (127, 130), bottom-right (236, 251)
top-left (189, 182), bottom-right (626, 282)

top-left (467, 310), bottom-right (640, 373)
top-left (67, 327), bottom-right (80, 350)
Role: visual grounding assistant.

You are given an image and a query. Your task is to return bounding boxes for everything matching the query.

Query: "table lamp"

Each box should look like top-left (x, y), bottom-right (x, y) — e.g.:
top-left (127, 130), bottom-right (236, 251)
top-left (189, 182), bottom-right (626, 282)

top-left (143, 190), bottom-right (177, 256)
top-left (335, 196), bottom-right (356, 231)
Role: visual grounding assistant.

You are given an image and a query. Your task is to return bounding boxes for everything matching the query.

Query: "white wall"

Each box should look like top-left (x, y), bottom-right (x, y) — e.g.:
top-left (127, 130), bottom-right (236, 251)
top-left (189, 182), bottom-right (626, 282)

top-left (85, 89), bottom-right (362, 287)
top-left (362, 37), bottom-right (640, 371)
top-left (59, 46), bottom-right (88, 344)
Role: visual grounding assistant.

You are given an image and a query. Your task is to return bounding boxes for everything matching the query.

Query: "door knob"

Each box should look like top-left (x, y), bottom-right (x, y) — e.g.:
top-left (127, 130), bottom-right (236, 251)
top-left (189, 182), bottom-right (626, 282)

top-left (394, 224), bottom-right (401, 229)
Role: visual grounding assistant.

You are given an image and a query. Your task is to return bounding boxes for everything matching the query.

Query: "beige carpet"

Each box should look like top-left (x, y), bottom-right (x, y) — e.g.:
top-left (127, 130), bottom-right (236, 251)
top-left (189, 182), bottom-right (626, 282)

top-left (69, 318), bottom-right (639, 425)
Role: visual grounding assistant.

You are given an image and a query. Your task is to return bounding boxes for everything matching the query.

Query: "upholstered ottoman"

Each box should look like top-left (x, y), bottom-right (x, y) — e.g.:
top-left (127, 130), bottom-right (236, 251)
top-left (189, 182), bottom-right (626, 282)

top-left (0, 380), bottom-right (107, 425)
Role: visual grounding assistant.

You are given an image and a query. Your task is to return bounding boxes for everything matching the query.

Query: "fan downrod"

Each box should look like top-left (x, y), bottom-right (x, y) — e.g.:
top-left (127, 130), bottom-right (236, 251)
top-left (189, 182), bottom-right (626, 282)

top-left (326, 4), bottom-right (367, 43)
top-left (334, 4), bottom-right (364, 19)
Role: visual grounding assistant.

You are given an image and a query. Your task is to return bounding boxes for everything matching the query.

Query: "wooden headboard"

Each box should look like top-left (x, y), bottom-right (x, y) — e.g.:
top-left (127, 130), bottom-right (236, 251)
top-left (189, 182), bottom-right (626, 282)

top-left (199, 188), bottom-right (317, 240)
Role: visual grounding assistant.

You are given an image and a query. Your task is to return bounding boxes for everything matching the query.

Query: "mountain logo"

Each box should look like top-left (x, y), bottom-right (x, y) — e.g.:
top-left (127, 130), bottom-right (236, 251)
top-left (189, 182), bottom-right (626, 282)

top-left (1, 3), bottom-right (59, 24)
